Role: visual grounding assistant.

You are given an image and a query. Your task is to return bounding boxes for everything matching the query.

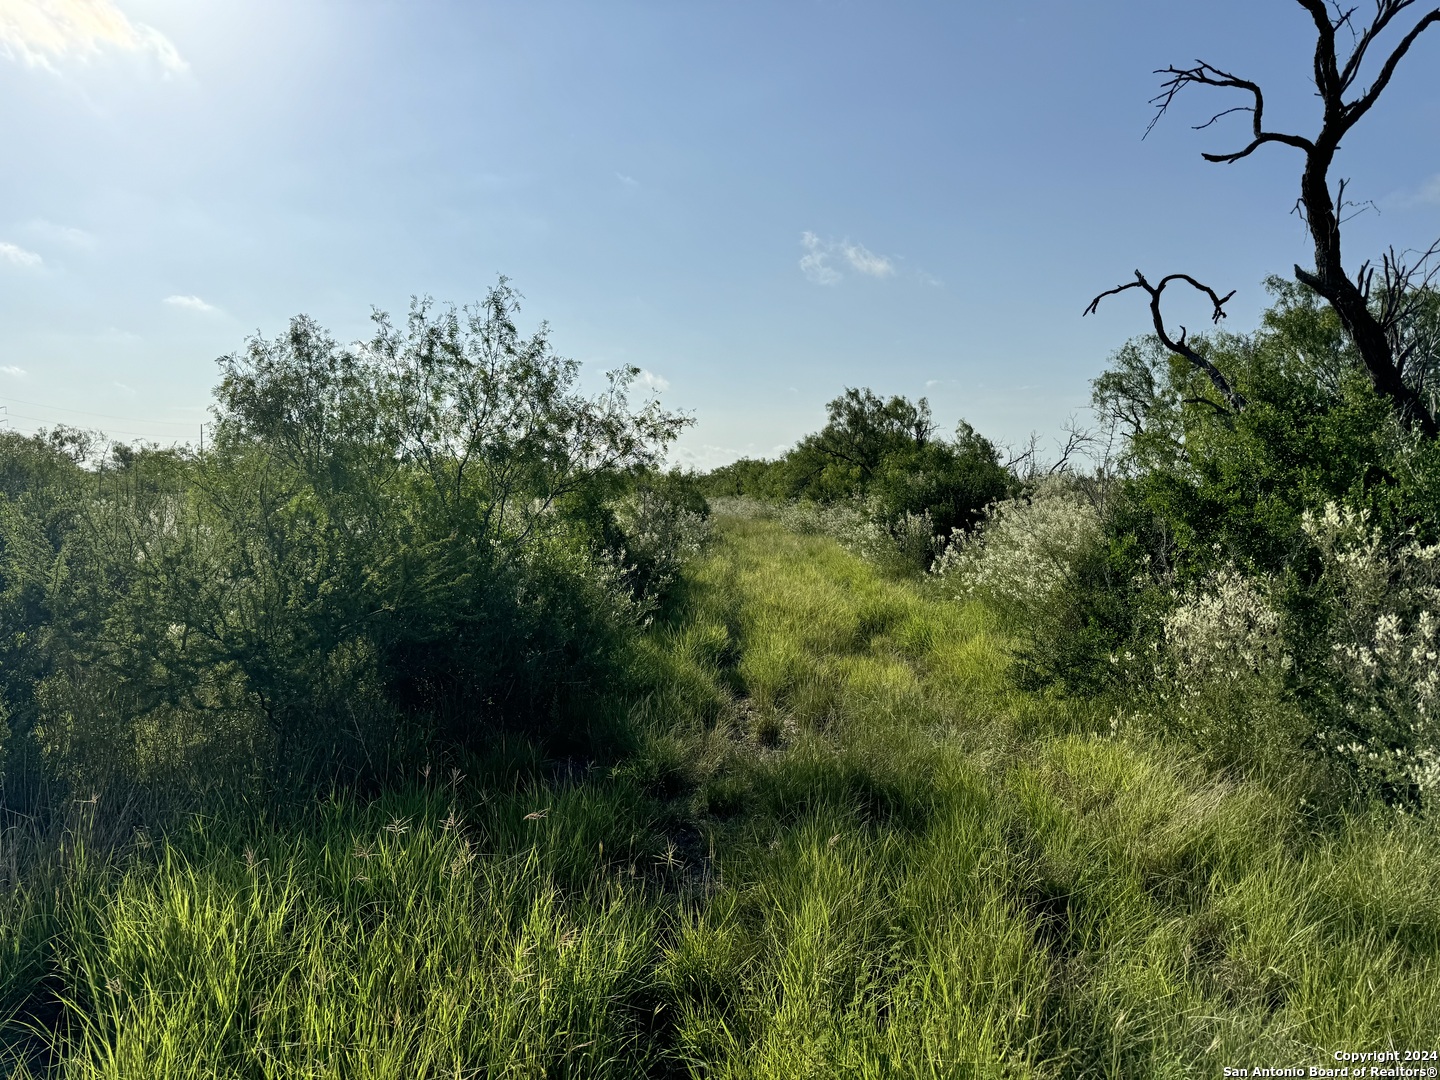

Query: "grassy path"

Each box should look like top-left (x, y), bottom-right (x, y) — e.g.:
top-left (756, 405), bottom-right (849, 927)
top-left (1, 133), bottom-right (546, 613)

top-left (4, 517), bottom-right (1439, 1077)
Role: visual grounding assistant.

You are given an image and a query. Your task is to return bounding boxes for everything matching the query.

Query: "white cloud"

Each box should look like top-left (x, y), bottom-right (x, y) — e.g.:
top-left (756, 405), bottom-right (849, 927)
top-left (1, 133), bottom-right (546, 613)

top-left (799, 231), bottom-right (895, 285)
top-left (1, 365), bottom-right (27, 378)
top-left (800, 231), bottom-right (842, 285)
top-left (163, 294), bottom-right (216, 313)
top-left (0, 241), bottom-right (42, 267)
top-left (839, 241), bottom-right (894, 278)
top-left (0, 0), bottom-right (186, 73)
top-left (616, 172), bottom-right (639, 187)
top-left (671, 443), bottom-right (743, 470)
top-left (637, 368), bottom-right (670, 392)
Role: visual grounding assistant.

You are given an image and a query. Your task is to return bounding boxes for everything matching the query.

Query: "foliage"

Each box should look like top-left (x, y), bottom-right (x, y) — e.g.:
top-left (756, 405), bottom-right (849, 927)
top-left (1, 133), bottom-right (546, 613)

top-left (782, 387), bottom-right (937, 502)
top-left (608, 485), bottom-right (711, 613)
top-left (1302, 503), bottom-right (1440, 806)
top-left (1146, 566), bottom-right (1307, 785)
top-left (1093, 279), bottom-right (1440, 580)
top-left (866, 420), bottom-right (1012, 539)
top-left (9, 257), bottom-right (1440, 1074)
top-left (0, 282), bottom-right (693, 797)
top-left (934, 476), bottom-right (1103, 616)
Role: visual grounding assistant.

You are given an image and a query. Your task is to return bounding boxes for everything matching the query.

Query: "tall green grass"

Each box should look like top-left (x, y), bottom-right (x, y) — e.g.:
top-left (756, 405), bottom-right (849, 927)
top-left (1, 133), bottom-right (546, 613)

top-left (4, 516), bottom-right (1438, 1077)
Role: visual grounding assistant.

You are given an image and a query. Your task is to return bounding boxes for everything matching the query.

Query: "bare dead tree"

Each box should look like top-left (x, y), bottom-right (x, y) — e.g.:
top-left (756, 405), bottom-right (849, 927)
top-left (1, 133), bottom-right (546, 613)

top-left (1085, 270), bottom-right (1247, 412)
top-left (1001, 415), bottom-right (1103, 480)
top-left (1142, 0), bottom-right (1440, 437)
top-left (1001, 432), bottom-right (1043, 479)
top-left (1049, 417), bottom-right (1100, 476)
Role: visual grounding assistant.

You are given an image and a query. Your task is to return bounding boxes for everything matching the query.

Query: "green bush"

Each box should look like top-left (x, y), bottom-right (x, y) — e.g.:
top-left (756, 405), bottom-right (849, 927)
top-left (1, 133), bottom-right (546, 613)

top-left (868, 421), bottom-right (1011, 539)
top-left (1299, 504), bottom-right (1440, 806)
top-left (1148, 565), bottom-right (1309, 784)
top-left (608, 486), bottom-right (711, 614)
top-left (0, 282), bottom-right (692, 800)
top-left (1093, 280), bottom-right (1440, 585)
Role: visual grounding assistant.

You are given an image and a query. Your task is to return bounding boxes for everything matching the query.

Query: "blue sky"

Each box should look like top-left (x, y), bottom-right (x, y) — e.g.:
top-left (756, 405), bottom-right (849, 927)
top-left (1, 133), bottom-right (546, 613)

top-left (1, 0), bottom-right (1437, 466)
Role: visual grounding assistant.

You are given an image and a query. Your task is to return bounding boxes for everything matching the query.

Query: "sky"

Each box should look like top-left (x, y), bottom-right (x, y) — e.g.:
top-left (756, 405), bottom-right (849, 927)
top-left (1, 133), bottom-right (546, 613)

top-left (1, 0), bottom-right (1438, 467)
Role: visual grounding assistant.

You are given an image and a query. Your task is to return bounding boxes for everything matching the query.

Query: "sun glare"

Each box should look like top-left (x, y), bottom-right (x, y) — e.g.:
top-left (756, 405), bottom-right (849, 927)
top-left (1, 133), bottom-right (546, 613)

top-left (0, 0), bottom-right (185, 71)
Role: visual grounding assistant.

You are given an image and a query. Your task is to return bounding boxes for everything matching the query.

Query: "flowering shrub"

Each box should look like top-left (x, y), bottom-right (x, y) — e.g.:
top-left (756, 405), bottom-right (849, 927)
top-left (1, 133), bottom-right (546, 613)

top-left (612, 489), bottom-right (711, 610)
top-left (1162, 568), bottom-right (1290, 692)
top-left (932, 477), bottom-right (1103, 627)
top-left (1303, 504), bottom-right (1440, 804)
top-left (1141, 504), bottom-right (1440, 806)
top-left (929, 477), bottom-right (1143, 691)
top-left (1153, 567), bottom-right (1304, 777)
top-left (774, 498), bottom-right (871, 542)
top-left (888, 510), bottom-right (941, 571)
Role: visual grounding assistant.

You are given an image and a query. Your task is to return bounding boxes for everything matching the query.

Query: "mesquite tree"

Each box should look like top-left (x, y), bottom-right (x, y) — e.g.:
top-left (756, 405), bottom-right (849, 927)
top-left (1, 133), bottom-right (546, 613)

top-left (1087, 0), bottom-right (1440, 435)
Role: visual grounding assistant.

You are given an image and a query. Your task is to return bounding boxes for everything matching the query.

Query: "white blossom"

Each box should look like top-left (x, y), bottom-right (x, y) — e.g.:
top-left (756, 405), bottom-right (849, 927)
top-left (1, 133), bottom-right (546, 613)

top-left (930, 478), bottom-right (1102, 628)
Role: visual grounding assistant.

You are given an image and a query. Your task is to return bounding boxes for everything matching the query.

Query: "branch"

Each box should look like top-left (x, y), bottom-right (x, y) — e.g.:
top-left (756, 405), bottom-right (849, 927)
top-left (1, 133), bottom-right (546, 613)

top-left (1047, 417), bottom-right (1100, 476)
top-left (1085, 270), bottom-right (1247, 412)
top-left (1335, 0), bottom-right (1412, 92)
top-left (1345, 7), bottom-right (1440, 128)
top-left (1182, 395), bottom-right (1233, 418)
top-left (1147, 60), bottom-right (1315, 160)
top-left (1201, 131), bottom-right (1316, 164)
top-left (1002, 433), bottom-right (1040, 479)
top-left (1131, 0), bottom-right (1440, 437)
top-left (1334, 175), bottom-right (1379, 224)
top-left (1193, 105), bottom-right (1254, 131)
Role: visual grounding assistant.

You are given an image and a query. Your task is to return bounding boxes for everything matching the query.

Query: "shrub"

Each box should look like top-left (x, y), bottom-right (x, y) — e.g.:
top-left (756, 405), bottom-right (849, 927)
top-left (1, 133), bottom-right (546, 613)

top-left (867, 422), bottom-right (1011, 540)
top-left (1131, 504), bottom-right (1440, 806)
top-left (0, 282), bottom-right (692, 800)
top-left (933, 478), bottom-right (1103, 617)
top-left (932, 477), bottom-right (1144, 691)
top-left (1092, 281), bottom-right (1440, 588)
top-left (609, 487), bottom-right (711, 612)
top-left (1151, 567), bottom-right (1306, 780)
top-left (1302, 503), bottom-right (1440, 806)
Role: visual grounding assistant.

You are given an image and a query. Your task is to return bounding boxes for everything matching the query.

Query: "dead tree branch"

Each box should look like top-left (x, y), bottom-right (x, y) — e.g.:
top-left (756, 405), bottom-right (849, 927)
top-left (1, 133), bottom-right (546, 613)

top-left (1001, 432), bottom-right (1042, 480)
top-left (1048, 417), bottom-right (1101, 476)
top-left (1146, 60), bottom-right (1314, 160)
top-left (1085, 270), bottom-right (1247, 412)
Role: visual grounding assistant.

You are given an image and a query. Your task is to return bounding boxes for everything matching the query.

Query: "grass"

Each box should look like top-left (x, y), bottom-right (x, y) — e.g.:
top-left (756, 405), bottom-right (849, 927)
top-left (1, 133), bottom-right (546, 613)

top-left (3, 516), bottom-right (1439, 1077)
